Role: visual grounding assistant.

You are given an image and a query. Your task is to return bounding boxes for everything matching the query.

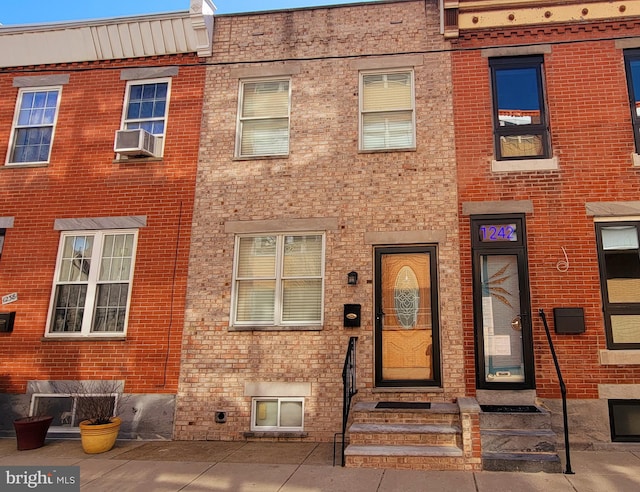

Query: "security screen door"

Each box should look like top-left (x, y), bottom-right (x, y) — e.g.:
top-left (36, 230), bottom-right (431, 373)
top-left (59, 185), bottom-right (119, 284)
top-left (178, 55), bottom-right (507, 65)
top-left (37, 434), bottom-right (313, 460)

top-left (375, 246), bottom-right (441, 387)
top-left (472, 215), bottom-right (535, 390)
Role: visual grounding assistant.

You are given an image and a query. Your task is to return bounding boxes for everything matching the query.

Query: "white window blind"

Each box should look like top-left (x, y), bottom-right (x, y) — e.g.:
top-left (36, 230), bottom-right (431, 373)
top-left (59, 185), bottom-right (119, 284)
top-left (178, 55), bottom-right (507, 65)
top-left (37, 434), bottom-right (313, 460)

top-left (233, 234), bottom-right (324, 326)
top-left (238, 80), bottom-right (290, 157)
top-left (361, 71), bottom-right (414, 151)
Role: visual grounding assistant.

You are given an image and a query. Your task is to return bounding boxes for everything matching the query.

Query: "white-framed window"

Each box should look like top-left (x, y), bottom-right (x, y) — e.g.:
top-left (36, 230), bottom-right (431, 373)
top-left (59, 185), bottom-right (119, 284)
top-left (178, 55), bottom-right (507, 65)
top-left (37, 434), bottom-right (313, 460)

top-left (30, 393), bottom-right (117, 432)
top-left (231, 233), bottom-right (324, 327)
top-left (236, 78), bottom-right (291, 158)
top-left (359, 69), bottom-right (415, 151)
top-left (251, 397), bottom-right (304, 432)
top-left (120, 78), bottom-right (171, 155)
top-left (6, 86), bottom-right (62, 164)
top-left (46, 230), bottom-right (138, 337)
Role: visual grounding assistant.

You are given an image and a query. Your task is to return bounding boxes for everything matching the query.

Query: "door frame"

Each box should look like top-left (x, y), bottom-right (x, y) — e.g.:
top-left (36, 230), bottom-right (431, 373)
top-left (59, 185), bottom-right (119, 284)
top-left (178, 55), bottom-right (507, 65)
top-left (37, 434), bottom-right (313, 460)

top-left (374, 245), bottom-right (442, 387)
top-left (471, 214), bottom-right (536, 390)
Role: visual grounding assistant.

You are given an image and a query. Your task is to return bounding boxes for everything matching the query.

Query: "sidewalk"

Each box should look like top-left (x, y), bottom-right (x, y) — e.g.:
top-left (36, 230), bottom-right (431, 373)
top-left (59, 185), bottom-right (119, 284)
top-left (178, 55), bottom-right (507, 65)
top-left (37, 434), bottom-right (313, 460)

top-left (1, 438), bottom-right (640, 491)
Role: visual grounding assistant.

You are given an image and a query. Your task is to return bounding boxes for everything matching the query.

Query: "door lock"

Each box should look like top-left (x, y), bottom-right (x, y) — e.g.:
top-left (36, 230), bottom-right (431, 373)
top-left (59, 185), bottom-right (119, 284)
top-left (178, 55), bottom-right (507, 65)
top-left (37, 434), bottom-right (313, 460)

top-left (511, 315), bottom-right (522, 331)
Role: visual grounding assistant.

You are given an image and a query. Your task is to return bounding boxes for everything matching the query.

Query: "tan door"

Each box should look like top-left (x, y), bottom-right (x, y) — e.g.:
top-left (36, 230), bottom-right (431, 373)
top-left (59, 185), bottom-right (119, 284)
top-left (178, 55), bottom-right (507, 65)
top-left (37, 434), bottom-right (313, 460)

top-left (375, 247), bottom-right (439, 386)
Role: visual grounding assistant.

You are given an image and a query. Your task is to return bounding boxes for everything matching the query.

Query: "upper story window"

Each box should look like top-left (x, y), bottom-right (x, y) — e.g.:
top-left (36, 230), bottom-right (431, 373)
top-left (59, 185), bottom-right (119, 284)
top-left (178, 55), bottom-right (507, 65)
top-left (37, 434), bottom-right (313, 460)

top-left (359, 70), bottom-right (415, 151)
top-left (596, 222), bottom-right (640, 349)
top-left (120, 78), bottom-right (170, 157)
top-left (236, 79), bottom-right (291, 158)
top-left (624, 49), bottom-right (640, 153)
top-left (7, 87), bottom-right (61, 165)
top-left (490, 56), bottom-right (550, 160)
top-left (46, 230), bottom-right (138, 337)
top-left (231, 233), bottom-right (324, 327)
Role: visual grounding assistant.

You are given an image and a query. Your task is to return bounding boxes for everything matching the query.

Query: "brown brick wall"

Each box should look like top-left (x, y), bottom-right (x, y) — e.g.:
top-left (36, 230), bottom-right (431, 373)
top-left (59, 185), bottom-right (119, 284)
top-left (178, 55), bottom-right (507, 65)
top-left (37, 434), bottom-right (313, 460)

top-left (176, 0), bottom-right (465, 441)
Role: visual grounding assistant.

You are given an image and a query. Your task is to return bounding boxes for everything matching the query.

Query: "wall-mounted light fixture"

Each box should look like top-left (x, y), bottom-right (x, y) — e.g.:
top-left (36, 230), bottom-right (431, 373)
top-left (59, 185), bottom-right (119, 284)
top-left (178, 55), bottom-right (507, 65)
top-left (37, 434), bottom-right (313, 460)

top-left (347, 271), bottom-right (358, 285)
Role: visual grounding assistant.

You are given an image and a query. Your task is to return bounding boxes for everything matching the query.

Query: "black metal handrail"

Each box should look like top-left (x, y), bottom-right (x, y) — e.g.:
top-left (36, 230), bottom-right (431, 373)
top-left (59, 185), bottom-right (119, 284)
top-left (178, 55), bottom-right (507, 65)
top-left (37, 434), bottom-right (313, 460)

top-left (538, 309), bottom-right (574, 475)
top-left (334, 336), bottom-right (358, 467)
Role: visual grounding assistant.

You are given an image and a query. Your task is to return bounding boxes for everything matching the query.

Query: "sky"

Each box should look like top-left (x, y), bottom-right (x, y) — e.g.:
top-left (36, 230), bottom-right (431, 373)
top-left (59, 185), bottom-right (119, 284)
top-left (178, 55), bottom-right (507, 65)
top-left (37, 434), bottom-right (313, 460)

top-left (0, 0), bottom-right (380, 26)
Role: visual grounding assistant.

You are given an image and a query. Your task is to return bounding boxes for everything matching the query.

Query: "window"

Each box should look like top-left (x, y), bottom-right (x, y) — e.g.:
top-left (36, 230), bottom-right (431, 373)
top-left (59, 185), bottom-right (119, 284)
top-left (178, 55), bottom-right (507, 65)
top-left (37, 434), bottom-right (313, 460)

top-left (490, 56), bottom-right (550, 160)
top-left (360, 70), bottom-right (415, 151)
top-left (121, 78), bottom-right (170, 154)
top-left (30, 393), bottom-right (117, 432)
top-left (0, 228), bottom-right (5, 260)
top-left (7, 87), bottom-right (61, 164)
top-left (624, 50), bottom-right (640, 153)
top-left (609, 400), bottom-right (640, 442)
top-left (231, 234), bottom-right (324, 327)
top-left (47, 230), bottom-right (138, 336)
top-left (596, 222), bottom-right (640, 348)
top-left (251, 397), bottom-right (304, 431)
top-left (236, 79), bottom-right (290, 157)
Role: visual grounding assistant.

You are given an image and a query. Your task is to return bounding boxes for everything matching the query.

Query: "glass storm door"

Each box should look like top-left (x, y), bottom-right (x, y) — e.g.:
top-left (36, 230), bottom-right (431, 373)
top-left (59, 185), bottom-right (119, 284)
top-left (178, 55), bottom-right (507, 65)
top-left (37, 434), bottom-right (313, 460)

top-left (375, 247), bottom-right (441, 387)
top-left (472, 215), bottom-right (535, 389)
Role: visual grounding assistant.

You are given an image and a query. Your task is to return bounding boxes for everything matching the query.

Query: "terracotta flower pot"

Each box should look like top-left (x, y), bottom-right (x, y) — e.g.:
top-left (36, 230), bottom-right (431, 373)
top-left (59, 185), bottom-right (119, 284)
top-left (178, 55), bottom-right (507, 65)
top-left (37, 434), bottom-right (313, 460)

top-left (79, 416), bottom-right (121, 454)
top-left (13, 415), bottom-right (54, 451)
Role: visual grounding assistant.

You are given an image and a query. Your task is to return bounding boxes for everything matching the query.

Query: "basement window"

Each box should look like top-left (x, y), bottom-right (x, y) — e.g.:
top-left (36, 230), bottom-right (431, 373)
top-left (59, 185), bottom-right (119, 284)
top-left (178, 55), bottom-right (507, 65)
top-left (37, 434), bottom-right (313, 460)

top-left (29, 393), bottom-right (117, 432)
top-left (251, 397), bottom-right (304, 432)
top-left (609, 399), bottom-right (640, 442)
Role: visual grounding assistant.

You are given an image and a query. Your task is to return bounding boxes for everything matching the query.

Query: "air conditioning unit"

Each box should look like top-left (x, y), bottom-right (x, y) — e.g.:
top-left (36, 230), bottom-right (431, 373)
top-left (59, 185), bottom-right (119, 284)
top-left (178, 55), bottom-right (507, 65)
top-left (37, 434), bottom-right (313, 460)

top-left (114, 129), bottom-right (157, 157)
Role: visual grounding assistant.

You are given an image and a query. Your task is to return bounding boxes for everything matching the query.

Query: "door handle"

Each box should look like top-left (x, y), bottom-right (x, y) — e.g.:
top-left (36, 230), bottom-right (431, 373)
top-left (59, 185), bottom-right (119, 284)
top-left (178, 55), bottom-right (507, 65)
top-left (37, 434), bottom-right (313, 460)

top-left (511, 315), bottom-right (522, 331)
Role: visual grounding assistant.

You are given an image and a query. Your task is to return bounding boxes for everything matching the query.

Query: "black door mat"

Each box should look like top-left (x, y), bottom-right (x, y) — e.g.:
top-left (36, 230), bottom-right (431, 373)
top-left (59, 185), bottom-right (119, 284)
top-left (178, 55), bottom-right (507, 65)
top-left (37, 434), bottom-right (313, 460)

top-left (375, 402), bottom-right (431, 409)
top-left (480, 405), bottom-right (540, 413)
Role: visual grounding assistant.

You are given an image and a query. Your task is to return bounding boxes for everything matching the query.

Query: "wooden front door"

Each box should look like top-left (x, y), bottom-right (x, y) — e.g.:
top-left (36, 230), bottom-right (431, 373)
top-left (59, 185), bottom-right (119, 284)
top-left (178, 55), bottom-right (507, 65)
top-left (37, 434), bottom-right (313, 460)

top-left (375, 246), bottom-right (441, 387)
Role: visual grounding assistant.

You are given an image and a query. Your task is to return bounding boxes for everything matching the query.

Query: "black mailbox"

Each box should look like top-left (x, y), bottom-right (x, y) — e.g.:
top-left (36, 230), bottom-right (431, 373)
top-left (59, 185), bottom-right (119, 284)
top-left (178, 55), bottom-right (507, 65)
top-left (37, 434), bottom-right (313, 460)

top-left (343, 304), bottom-right (361, 328)
top-left (553, 307), bottom-right (585, 334)
top-left (0, 312), bottom-right (16, 333)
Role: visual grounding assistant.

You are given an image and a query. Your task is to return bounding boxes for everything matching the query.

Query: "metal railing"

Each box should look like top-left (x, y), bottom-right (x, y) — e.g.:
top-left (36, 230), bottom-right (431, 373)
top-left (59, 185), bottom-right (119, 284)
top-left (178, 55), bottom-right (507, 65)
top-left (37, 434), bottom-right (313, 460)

top-left (333, 336), bottom-right (358, 467)
top-left (538, 309), bottom-right (574, 475)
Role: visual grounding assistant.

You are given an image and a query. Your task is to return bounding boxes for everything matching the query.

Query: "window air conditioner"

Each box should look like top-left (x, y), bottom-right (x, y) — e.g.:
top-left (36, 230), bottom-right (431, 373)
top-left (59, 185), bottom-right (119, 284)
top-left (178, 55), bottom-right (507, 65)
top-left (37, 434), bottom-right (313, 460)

top-left (114, 129), bottom-right (157, 157)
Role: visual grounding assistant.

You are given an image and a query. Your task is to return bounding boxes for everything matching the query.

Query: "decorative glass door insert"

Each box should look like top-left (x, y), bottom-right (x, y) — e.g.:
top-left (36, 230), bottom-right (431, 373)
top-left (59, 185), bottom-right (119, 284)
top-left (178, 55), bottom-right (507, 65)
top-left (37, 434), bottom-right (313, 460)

top-left (375, 247), bottom-right (440, 387)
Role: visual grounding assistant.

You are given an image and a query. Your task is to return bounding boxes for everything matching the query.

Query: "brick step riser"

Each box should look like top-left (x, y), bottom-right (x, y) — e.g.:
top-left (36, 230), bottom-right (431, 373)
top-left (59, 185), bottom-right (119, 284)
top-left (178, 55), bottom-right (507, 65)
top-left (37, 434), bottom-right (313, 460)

top-left (345, 455), bottom-right (468, 471)
top-left (352, 412), bottom-right (459, 426)
top-left (349, 432), bottom-right (462, 447)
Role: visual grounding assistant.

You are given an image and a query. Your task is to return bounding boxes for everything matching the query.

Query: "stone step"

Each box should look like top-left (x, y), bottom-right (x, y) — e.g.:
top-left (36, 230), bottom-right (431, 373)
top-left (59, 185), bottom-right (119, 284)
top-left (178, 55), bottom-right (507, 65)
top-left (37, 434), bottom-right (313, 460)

top-left (482, 452), bottom-right (563, 473)
top-left (481, 428), bottom-right (557, 454)
top-left (479, 407), bottom-right (553, 430)
top-left (349, 422), bottom-right (461, 447)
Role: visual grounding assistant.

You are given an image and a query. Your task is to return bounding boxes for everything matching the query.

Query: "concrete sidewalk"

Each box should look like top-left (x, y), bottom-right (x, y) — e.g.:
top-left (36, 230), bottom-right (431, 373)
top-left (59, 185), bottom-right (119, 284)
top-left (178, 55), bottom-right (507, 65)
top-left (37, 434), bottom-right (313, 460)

top-left (1, 438), bottom-right (640, 491)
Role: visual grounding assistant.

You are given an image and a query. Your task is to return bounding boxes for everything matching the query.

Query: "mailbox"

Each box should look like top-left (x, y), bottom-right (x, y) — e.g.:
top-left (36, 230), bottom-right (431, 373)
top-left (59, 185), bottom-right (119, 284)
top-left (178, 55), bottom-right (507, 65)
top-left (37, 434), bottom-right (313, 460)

top-left (343, 304), bottom-right (361, 328)
top-left (0, 312), bottom-right (16, 333)
top-left (553, 307), bottom-right (585, 334)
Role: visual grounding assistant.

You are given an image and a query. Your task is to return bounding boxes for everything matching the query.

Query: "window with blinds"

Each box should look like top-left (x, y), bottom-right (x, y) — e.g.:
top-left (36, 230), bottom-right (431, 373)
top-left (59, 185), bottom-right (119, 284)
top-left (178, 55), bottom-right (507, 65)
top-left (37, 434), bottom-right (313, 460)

top-left (236, 79), bottom-right (291, 158)
top-left (232, 234), bottom-right (324, 327)
top-left (596, 222), bottom-right (640, 348)
top-left (360, 70), bottom-right (415, 151)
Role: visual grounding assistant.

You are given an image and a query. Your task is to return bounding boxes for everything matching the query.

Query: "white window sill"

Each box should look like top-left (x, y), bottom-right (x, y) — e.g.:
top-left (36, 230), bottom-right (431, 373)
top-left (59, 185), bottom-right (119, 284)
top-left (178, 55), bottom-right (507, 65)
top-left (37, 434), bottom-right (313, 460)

top-left (491, 156), bottom-right (558, 172)
top-left (599, 349), bottom-right (640, 365)
top-left (42, 336), bottom-right (126, 341)
top-left (2, 162), bottom-right (49, 169)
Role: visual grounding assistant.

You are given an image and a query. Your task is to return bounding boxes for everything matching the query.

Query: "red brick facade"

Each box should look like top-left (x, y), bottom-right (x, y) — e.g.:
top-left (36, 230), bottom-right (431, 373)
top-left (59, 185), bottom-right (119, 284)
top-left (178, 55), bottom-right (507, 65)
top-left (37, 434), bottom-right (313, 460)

top-left (452, 18), bottom-right (640, 440)
top-left (0, 54), bottom-right (204, 411)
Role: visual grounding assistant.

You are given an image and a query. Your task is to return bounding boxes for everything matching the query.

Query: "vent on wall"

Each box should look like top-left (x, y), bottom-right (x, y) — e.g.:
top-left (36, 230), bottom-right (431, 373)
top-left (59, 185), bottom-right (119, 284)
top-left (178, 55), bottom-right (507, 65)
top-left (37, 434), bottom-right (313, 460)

top-left (114, 129), bottom-right (157, 157)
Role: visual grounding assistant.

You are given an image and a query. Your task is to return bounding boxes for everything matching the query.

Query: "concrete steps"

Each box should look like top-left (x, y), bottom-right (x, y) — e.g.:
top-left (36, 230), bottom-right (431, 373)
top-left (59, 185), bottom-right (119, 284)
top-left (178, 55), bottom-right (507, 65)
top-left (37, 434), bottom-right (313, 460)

top-left (479, 405), bottom-right (562, 473)
top-left (344, 401), bottom-right (479, 471)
